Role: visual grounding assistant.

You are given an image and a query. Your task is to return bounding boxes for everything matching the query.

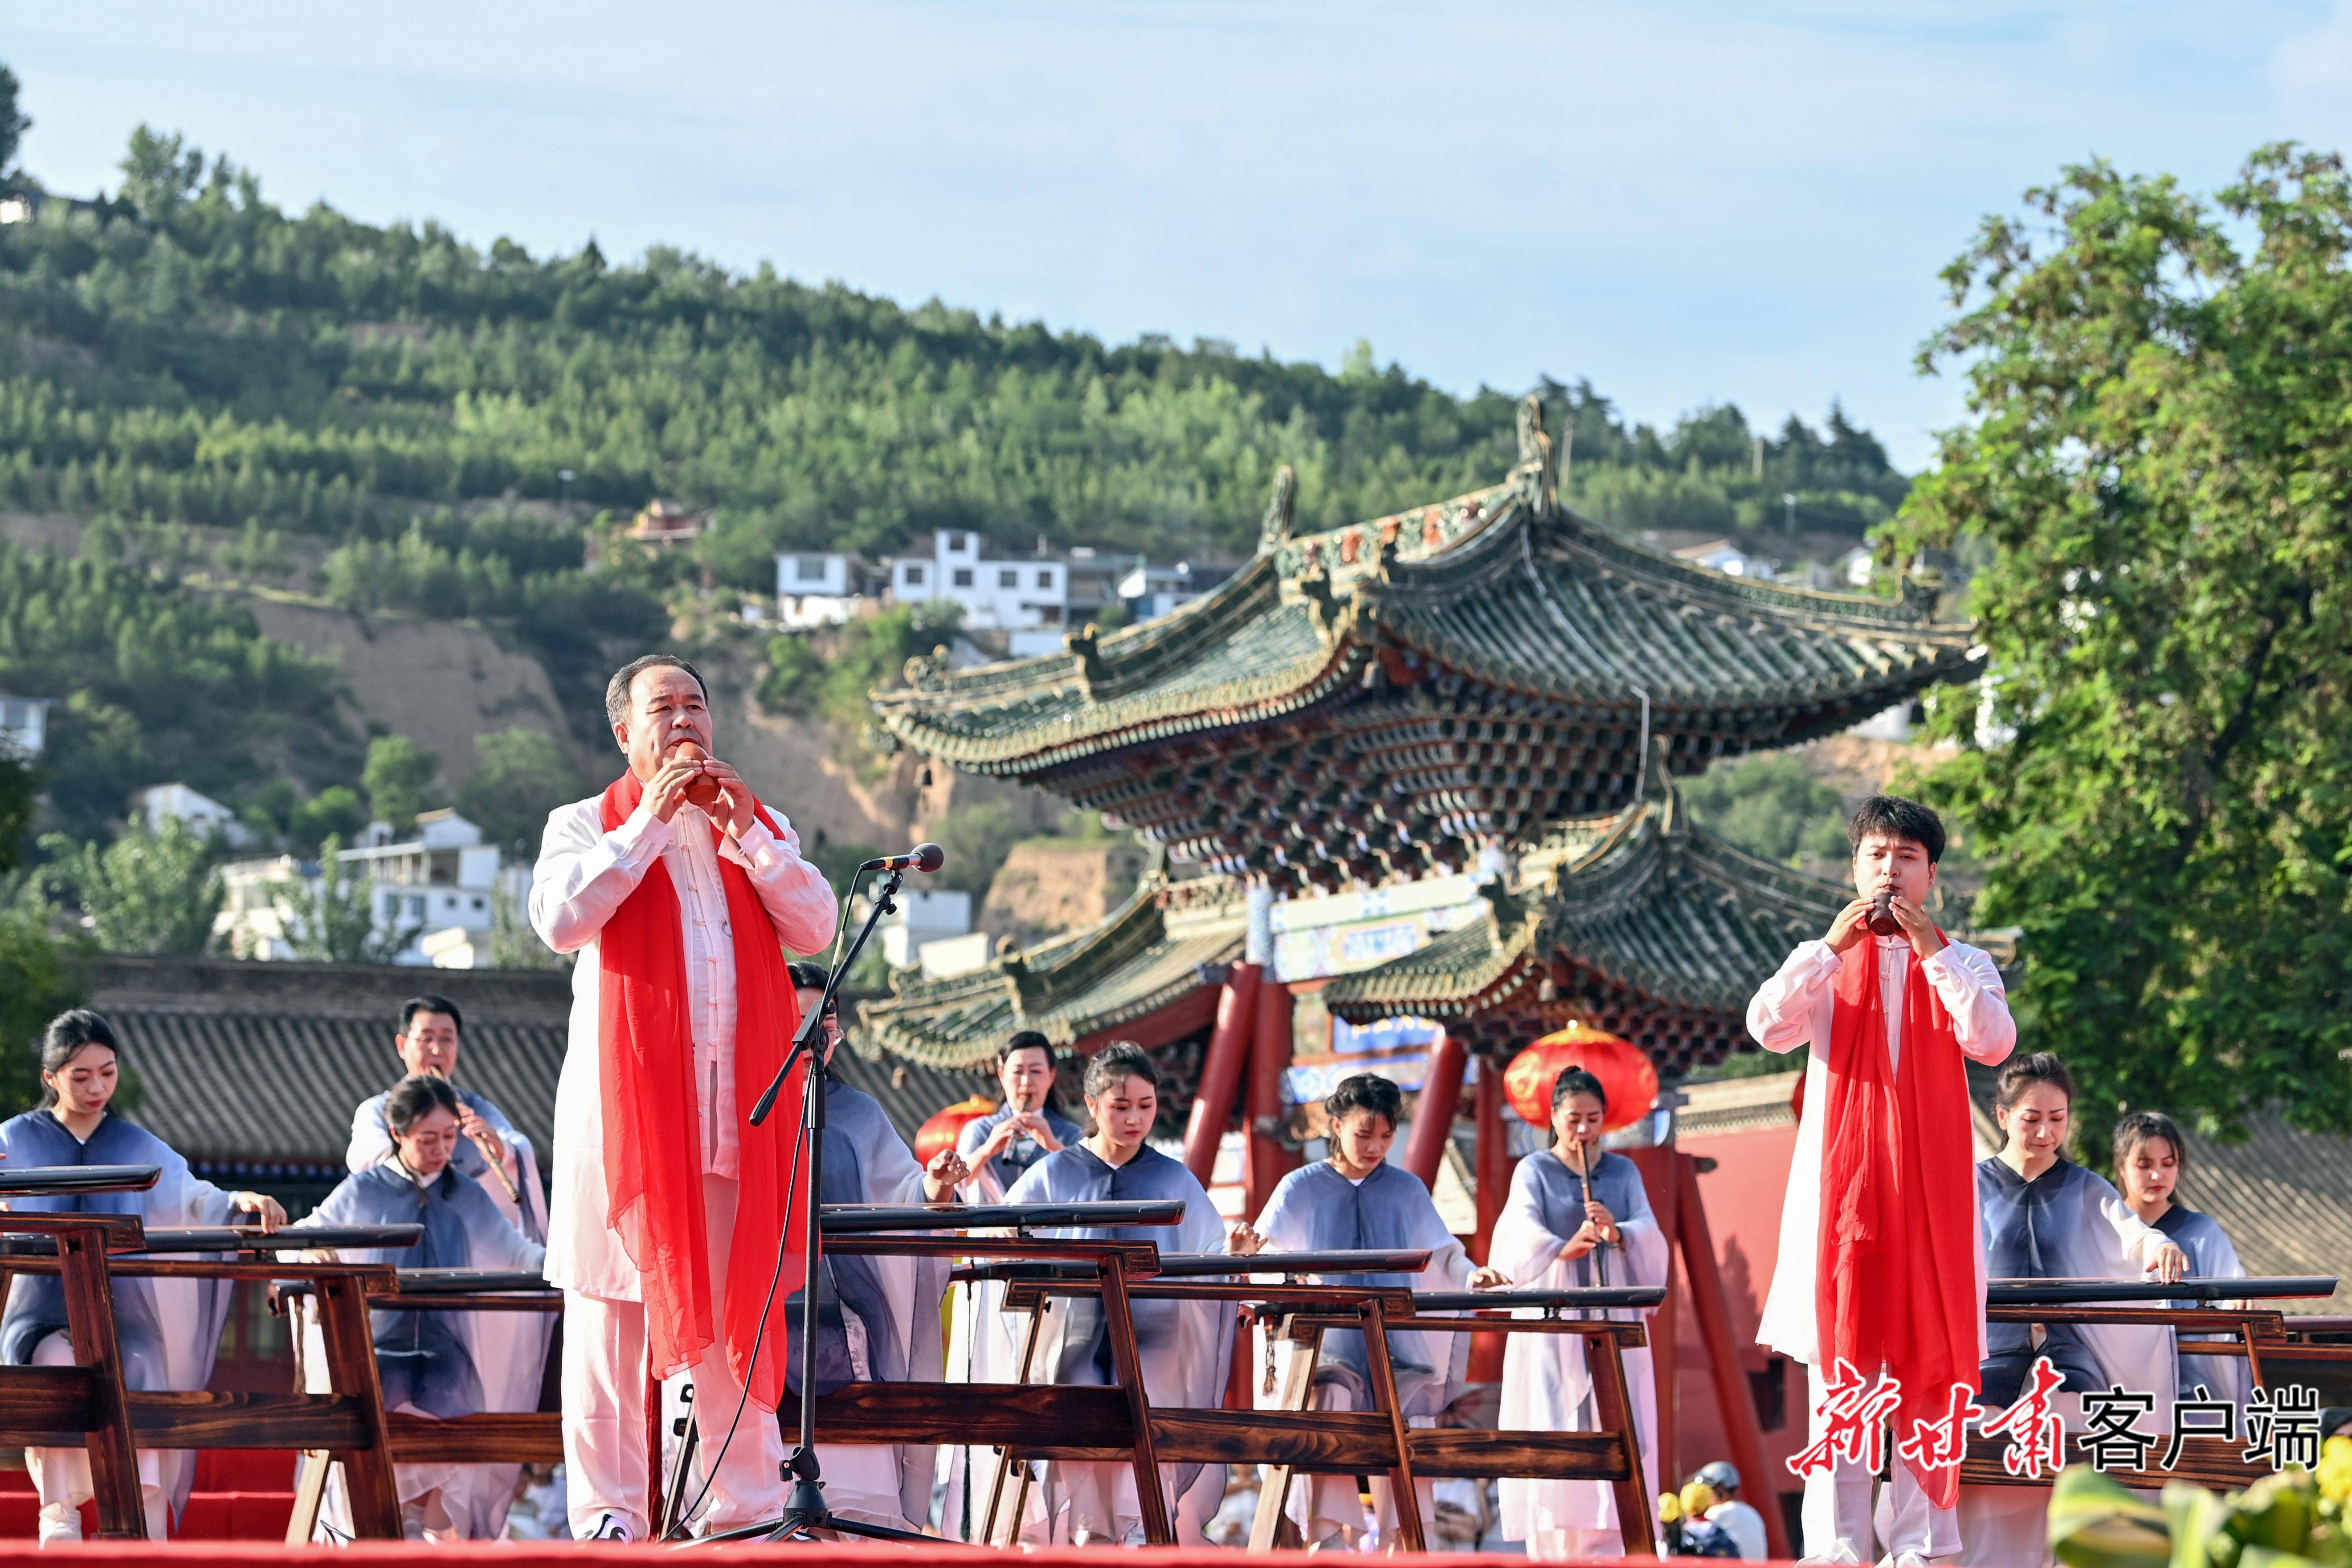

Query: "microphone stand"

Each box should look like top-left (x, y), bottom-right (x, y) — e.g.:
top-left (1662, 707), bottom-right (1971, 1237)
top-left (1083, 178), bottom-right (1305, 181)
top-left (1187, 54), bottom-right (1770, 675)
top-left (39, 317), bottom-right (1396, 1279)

top-left (696, 865), bottom-right (935, 1546)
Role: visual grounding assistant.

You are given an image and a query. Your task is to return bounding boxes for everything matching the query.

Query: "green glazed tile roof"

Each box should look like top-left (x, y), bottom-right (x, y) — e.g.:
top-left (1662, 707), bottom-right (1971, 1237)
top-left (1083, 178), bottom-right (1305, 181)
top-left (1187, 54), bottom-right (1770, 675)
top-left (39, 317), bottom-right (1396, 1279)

top-left (851, 879), bottom-right (1248, 1071)
top-left (872, 405), bottom-right (1977, 885)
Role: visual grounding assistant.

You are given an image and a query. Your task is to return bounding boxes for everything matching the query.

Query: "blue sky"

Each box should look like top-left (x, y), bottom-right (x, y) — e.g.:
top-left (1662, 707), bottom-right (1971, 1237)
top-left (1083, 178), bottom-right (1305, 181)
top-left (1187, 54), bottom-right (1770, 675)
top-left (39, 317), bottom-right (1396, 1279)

top-left (4, 1), bottom-right (2349, 469)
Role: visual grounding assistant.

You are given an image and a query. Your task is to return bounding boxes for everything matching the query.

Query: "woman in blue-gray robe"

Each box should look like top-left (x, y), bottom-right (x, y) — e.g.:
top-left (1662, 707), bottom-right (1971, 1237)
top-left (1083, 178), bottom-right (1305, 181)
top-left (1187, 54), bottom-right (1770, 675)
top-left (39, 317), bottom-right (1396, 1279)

top-left (0, 1010), bottom-right (284, 1543)
top-left (2111, 1111), bottom-right (2250, 1409)
top-left (294, 1074), bottom-right (544, 1542)
top-left (1233, 1072), bottom-right (1472, 1548)
top-left (972, 1042), bottom-right (1231, 1546)
top-left (1485, 1068), bottom-right (1668, 1559)
top-left (1964, 1056), bottom-right (2187, 1568)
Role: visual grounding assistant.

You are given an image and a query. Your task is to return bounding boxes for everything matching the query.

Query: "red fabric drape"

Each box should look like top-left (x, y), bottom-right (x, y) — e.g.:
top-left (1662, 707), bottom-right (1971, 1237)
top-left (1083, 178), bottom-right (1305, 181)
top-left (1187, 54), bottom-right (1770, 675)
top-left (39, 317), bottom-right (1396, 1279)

top-left (597, 773), bottom-right (807, 1412)
top-left (1815, 935), bottom-right (1980, 1507)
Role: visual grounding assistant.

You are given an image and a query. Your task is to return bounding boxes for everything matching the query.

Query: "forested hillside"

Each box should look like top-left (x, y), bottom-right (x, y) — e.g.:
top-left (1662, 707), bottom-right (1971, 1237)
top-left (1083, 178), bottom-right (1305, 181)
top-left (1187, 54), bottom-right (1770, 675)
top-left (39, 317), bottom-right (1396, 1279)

top-left (0, 99), bottom-right (1912, 874)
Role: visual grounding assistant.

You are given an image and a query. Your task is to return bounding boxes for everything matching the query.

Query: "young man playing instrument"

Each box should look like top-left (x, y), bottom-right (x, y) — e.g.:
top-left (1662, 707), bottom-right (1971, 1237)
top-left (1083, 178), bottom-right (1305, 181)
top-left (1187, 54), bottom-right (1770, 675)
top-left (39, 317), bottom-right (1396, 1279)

top-left (1745, 795), bottom-right (2016, 1565)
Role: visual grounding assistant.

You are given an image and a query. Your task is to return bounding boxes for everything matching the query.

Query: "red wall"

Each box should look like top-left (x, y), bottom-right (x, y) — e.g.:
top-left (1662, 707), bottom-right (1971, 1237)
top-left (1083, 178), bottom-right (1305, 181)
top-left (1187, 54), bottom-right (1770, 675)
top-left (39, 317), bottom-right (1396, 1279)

top-left (1669, 1121), bottom-right (1804, 1510)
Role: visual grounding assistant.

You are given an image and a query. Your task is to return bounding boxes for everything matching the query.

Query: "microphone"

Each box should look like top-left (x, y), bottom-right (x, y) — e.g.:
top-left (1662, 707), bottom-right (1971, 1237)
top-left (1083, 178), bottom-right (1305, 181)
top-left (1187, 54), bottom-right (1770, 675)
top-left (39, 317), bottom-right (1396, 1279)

top-left (860, 843), bottom-right (944, 874)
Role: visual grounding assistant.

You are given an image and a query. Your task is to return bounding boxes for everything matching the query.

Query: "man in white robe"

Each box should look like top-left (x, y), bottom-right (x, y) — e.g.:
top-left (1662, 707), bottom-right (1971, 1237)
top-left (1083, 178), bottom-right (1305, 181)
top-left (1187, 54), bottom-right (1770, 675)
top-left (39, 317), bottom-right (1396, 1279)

top-left (346, 993), bottom-right (547, 1241)
top-left (1745, 795), bottom-right (2015, 1565)
top-left (530, 654), bottom-right (838, 1541)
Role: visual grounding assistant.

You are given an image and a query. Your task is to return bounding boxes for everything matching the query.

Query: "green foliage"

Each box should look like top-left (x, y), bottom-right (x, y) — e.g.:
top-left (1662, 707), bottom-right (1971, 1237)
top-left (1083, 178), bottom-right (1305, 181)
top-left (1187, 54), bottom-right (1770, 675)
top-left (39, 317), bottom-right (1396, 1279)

top-left (0, 126), bottom-right (1904, 585)
top-left (0, 538), bottom-right (355, 841)
top-left (756, 634), bottom-right (825, 715)
top-left (760, 602), bottom-right (961, 738)
top-left (930, 800), bottom-right (1023, 897)
top-left (0, 906), bottom-right (78, 1115)
top-left (0, 62), bottom-right (25, 188)
top-left (487, 878), bottom-right (565, 969)
top-left (276, 834), bottom-right (411, 963)
top-left (361, 734), bottom-right (439, 837)
top-left (1888, 146), bottom-right (2352, 1139)
top-left (808, 837), bottom-right (887, 899)
top-left (0, 747), bottom-right (35, 871)
top-left (37, 818), bottom-right (222, 954)
top-left (290, 784), bottom-right (367, 852)
top-left (1683, 753), bottom-right (1849, 868)
top-left (457, 727), bottom-right (580, 852)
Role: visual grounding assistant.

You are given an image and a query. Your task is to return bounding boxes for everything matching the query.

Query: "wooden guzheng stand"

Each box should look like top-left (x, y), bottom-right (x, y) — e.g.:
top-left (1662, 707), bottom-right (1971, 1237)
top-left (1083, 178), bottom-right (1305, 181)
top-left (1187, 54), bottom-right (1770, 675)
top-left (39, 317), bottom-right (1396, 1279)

top-left (0, 1165), bottom-right (423, 1540)
top-left (960, 1254), bottom-right (1662, 1552)
top-left (1927, 1275), bottom-right (2342, 1492)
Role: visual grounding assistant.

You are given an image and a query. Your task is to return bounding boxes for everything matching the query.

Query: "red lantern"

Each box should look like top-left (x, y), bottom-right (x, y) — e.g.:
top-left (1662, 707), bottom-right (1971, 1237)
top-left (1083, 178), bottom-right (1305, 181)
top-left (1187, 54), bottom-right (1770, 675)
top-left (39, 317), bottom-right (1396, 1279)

top-left (916, 1094), bottom-right (998, 1167)
top-left (1503, 1025), bottom-right (1658, 1134)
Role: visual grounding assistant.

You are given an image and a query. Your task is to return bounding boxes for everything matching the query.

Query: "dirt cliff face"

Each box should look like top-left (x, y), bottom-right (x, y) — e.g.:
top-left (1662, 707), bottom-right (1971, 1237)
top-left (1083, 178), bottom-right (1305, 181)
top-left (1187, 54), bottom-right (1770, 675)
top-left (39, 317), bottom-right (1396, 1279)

top-left (980, 839), bottom-right (1151, 947)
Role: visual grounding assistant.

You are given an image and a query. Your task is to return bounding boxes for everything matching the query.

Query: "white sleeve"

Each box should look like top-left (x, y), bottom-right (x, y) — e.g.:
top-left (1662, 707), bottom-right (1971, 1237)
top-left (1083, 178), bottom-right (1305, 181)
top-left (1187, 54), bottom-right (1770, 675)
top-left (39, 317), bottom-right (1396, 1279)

top-left (1745, 941), bottom-right (1840, 1053)
top-left (2100, 1192), bottom-right (2174, 1272)
top-left (346, 1098), bottom-right (392, 1175)
top-left (1489, 1163), bottom-right (1568, 1284)
top-left (1920, 942), bottom-right (2017, 1065)
top-left (721, 816), bottom-right (840, 957)
top-left (528, 798), bottom-right (673, 953)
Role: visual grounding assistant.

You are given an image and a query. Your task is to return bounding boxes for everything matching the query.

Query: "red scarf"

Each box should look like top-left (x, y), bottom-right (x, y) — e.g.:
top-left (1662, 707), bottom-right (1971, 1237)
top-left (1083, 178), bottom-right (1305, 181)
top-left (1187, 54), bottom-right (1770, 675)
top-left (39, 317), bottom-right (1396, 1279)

top-left (597, 773), bottom-right (808, 1411)
top-left (1816, 934), bottom-right (1980, 1508)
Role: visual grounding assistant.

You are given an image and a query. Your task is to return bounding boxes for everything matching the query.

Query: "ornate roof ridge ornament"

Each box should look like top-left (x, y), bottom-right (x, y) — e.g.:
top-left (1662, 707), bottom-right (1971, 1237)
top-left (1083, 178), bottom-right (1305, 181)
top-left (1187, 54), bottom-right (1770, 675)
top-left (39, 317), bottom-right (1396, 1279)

top-left (1258, 464), bottom-right (1297, 555)
top-left (1513, 394), bottom-right (1560, 517)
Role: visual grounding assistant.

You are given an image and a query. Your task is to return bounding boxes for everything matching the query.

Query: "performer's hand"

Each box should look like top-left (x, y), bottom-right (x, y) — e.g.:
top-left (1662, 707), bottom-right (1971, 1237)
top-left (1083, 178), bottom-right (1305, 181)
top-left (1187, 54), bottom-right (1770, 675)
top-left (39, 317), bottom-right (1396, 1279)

top-left (699, 757), bottom-right (757, 839)
top-left (2149, 1241), bottom-right (2189, 1286)
top-left (1825, 896), bottom-right (1878, 953)
top-left (646, 755), bottom-right (702, 822)
top-left (1469, 1265), bottom-right (1511, 1290)
top-left (234, 1192), bottom-right (287, 1232)
top-left (1227, 1221), bottom-right (1267, 1257)
top-left (972, 1120), bottom-right (1020, 1164)
top-left (1888, 894), bottom-right (1946, 960)
top-left (922, 1149), bottom-right (969, 1201)
top-left (1584, 1199), bottom-right (1618, 1237)
top-left (1563, 1221), bottom-right (1602, 1259)
top-left (455, 1104), bottom-right (506, 1168)
top-left (1014, 1111), bottom-right (1064, 1153)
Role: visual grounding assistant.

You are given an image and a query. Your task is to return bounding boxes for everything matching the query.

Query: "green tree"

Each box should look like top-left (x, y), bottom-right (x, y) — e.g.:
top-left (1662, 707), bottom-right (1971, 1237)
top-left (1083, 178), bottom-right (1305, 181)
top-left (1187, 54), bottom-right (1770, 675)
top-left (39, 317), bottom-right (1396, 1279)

top-left (457, 727), bottom-right (580, 852)
top-left (0, 906), bottom-right (78, 1113)
top-left (0, 748), bottom-right (35, 871)
top-left (487, 879), bottom-right (564, 969)
top-left (0, 61), bottom-right (27, 188)
top-left (290, 785), bottom-right (368, 852)
top-left (363, 735), bottom-right (440, 839)
top-left (1683, 753), bottom-right (1848, 867)
top-left (277, 835), bottom-right (412, 963)
top-left (38, 819), bottom-right (222, 955)
top-left (929, 800), bottom-right (1022, 898)
top-left (1888, 145), bottom-right (2352, 1138)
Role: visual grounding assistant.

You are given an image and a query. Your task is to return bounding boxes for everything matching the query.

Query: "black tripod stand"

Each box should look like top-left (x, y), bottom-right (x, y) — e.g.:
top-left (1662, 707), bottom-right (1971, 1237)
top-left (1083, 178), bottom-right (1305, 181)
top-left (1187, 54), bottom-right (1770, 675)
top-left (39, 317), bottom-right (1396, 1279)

top-left (690, 861), bottom-right (937, 1546)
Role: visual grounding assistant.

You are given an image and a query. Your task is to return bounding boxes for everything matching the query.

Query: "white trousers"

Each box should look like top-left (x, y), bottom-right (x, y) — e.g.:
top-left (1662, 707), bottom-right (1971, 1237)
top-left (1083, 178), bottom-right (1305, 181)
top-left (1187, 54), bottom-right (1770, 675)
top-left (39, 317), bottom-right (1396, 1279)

top-left (1801, 1362), bottom-right (1959, 1564)
top-left (26, 1332), bottom-right (169, 1542)
top-left (562, 1174), bottom-right (787, 1539)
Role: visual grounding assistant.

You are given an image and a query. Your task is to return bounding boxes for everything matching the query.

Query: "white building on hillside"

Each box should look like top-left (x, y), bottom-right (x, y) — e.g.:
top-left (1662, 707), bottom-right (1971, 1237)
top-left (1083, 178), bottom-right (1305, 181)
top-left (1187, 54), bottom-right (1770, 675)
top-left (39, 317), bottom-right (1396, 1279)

top-left (889, 531), bottom-right (1069, 654)
top-left (1671, 539), bottom-right (1778, 580)
top-left (216, 808), bottom-right (528, 966)
top-left (129, 783), bottom-right (252, 846)
top-left (0, 695), bottom-right (53, 757)
top-left (774, 551), bottom-right (876, 627)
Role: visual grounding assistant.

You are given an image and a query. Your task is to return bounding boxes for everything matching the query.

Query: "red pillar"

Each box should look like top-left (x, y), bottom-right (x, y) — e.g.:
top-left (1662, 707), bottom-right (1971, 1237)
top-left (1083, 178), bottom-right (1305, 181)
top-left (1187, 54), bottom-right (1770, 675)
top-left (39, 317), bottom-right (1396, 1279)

top-left (1629, 1145), bottom-right (1680, 1494)
top-left (1182, 962), bottom-right (1260, 1184)
top-left (1467, 1065), bottom-right (1512, 1382)
top-left (1242, 978), bottom-right (1298, 1220)
top-left (1402, 1031), bottom-right (1466, 1191)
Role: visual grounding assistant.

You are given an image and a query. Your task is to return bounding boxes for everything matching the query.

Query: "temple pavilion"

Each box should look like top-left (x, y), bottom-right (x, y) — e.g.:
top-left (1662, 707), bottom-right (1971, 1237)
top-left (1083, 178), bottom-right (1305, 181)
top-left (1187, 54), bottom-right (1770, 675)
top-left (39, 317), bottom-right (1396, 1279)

top-left (858, 396), bottom-right (1981, 1127)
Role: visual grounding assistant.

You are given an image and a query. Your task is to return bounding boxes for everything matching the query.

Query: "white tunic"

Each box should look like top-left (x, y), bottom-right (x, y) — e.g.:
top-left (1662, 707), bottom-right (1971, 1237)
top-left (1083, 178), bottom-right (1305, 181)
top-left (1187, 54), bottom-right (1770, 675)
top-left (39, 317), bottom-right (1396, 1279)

top-left (528, 793), bottom-right (836, 1301)
top-left (1745, 935), bottom-right (2016, 1365)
